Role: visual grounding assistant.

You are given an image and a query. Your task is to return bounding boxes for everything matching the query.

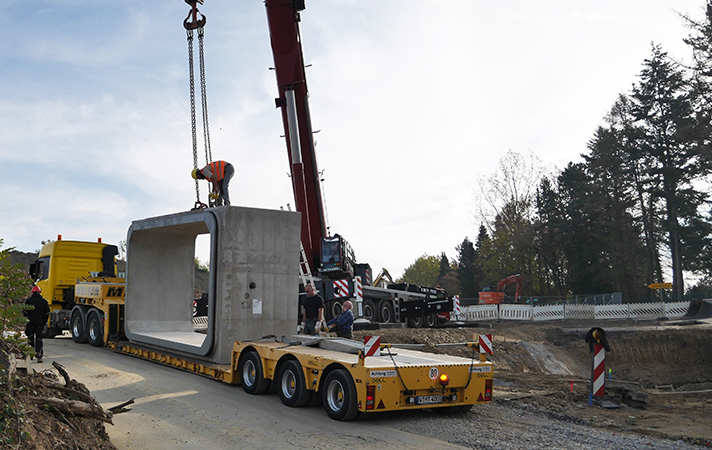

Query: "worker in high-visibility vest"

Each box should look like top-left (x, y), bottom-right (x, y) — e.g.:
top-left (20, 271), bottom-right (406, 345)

top-left (192, 161), bottom-right (234, 206)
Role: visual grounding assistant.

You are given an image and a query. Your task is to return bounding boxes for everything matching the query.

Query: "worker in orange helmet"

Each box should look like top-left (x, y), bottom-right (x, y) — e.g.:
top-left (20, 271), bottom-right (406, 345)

top-left (191, 161), bottom-right (234, 206)
top-left (24, 286), bottom-right (50, 363)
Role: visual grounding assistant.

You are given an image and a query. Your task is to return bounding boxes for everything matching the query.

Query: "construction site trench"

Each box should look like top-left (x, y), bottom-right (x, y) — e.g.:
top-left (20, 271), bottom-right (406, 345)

top-left (352, 317), bottom-right (712, 447)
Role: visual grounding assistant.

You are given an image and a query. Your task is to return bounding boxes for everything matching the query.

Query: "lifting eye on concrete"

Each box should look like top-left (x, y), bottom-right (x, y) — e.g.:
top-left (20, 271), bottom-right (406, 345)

top-left (249, 282), bottom-right (257, 289)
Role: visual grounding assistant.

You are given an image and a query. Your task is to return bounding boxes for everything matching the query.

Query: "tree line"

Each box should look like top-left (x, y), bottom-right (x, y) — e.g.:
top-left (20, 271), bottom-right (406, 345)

top-left (400, 3), bottom-right (712, 302)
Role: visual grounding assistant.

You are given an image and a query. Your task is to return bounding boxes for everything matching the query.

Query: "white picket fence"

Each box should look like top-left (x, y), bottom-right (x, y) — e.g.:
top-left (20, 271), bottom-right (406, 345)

top-left (460, 301), bottom-right (690, 322)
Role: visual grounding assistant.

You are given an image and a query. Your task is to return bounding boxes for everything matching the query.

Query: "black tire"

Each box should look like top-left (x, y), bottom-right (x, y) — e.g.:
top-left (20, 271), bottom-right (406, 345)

top-left (71, 310), bottom-right (87, 343)
top-left (240, 351), bottom-right (270, 395)
top-left (322, 369), bottom-right (359, 421)
top-left (327, 300), bottom-right (343, 322)
top-left (86, 311), bottom-right (104, 347)
top-left (407, 315), bottom-right (425, 328)
top-left (363, 299), bottom-right (377, 322)
top-left (378, 300), bottom-right (395, 323)
top-left (425, 313), bottom-right (438, 328)
top-left (278, 360), bottom-right (310, 407)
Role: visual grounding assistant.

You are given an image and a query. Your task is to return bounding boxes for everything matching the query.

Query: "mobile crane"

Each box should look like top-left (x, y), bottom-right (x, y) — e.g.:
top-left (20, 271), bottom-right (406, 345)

top-left (267, 0), bottom-right (453, 326)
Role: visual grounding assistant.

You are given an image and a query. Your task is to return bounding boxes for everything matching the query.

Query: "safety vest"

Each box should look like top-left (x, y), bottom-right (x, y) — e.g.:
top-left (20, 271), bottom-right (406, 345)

top-left (202, 161), bottom-right (227, 182)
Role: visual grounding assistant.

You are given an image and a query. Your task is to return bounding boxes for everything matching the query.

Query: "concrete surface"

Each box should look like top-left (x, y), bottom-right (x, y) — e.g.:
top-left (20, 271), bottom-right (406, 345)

top-left (125, 206), bottom-right (301, 364)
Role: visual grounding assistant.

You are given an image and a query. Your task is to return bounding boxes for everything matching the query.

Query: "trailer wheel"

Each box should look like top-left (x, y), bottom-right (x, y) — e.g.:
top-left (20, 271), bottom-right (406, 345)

top-left (363, 299), bottom-right (377, 322)
top-left (278, 360), bottom-right (310, 407)
top-left (378, 300), bottom-right (395, 323)
top-left (322, 369), bottom-right (359, 421)
top-left (407, 315), bottom-right (425, 328)
top-left (425, 313), bottom-right (438, 328)
top-left (71, 310), bottom-right (87, 343)
top-left (240, 351), bottom-right (270, 395)
top-left (86, 311), bottom-right (103, 347)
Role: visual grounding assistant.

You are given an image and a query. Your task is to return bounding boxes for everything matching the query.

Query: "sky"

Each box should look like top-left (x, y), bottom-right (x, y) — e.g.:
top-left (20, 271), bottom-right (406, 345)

top-left (0, 0), bottom-right (707, 278)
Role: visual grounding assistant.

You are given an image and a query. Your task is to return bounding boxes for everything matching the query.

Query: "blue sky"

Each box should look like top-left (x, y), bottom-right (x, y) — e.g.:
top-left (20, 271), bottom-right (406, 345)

top-left (0, 0), bottom-right (706, 277)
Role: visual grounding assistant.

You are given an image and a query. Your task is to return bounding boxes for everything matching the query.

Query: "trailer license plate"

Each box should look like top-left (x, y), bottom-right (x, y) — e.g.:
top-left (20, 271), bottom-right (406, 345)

top-left (416, 395), bottom-right (443, 405)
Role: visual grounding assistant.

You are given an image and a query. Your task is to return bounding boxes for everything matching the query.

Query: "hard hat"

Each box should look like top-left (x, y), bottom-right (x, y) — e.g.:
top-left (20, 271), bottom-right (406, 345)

top-left (31, 286), bottom-right (41, 293)
top-left (191, 168), bottom-right (200, 179)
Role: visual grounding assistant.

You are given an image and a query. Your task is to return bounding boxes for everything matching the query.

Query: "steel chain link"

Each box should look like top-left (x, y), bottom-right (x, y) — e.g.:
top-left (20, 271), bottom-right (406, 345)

top-left (188, 29), bottom-right (201, 204)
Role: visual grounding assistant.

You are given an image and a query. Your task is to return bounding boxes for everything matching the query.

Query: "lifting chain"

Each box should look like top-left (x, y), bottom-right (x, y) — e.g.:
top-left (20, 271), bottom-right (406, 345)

top-left (185, 2), bottom-right (211, 209)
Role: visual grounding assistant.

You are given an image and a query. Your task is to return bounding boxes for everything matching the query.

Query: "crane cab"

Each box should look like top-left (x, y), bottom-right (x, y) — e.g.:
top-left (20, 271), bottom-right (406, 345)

top-left (320, 234), bottom-right (355, 279)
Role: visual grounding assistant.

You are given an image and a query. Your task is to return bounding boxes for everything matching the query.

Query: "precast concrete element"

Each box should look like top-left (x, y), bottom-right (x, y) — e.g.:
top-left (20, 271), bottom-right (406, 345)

top-left (125, 206), bottom-right (301, 364)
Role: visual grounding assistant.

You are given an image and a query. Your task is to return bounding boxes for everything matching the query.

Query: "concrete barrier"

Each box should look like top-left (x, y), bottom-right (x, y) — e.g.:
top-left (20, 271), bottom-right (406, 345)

top-left (125, 206), bottom-right (301, 365)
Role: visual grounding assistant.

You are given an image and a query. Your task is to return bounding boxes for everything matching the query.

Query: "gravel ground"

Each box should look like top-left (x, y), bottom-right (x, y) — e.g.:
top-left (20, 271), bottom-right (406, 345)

top-left (374, 401), bottom-right (703, 450)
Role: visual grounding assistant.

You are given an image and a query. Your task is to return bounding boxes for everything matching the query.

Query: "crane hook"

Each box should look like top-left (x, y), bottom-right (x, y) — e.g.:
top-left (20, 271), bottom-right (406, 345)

top-left (184, 1), bottom-right (206, 31)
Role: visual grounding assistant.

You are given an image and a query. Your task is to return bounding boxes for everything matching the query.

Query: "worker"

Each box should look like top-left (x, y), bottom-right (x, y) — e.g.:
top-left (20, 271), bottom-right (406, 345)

top-left (301, 283), bottom-right (324, 335)
top-left (327, 300), bottom-right (354, 339)
top-left (191, 160), bottom-right (234, 206)
top-left (24, 286), bottom-right (50, 363)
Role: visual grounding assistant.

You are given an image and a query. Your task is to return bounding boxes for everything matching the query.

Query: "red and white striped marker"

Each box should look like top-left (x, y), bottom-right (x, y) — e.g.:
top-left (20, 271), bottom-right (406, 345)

top-left (333, 279), bottom-right (349, 298)
top-left (479, 334), bottom-right (493, 354)
top-left (354, 276), bottom-right (362, 302)
top-left (453, 295), bottom-right (461, 320)
top-left (592, 344), bottom-right (606, 397)
top-left (364, 335), bottom-right (381, 357)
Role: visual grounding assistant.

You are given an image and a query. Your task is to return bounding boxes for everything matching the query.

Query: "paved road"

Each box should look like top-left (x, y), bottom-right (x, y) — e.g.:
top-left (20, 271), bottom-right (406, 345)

top-left (41, 336), bottom-right (467, 450)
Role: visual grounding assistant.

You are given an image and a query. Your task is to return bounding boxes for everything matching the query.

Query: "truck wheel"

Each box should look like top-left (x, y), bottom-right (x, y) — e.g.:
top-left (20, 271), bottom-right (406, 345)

top-left (407, 316), bottom-right (425, 328)
top-left (425, 313), bottom-right (438, 328)
top-left (86, 311), bottom-right (104, 347)
top-left (378, 300), bottom-right (395, 323)
top-left (240, 351), bottom-right (270, 395)
top-left (278, 360), bottom-right (310, 407)
top-left (327, 300), bottom-right (342, 322)
top-left (322, 369), bottom-right (359, 421)
top-left (71, 310), bottom-right (87, 343)
top-left (363, 300), bottom-right (377, 322)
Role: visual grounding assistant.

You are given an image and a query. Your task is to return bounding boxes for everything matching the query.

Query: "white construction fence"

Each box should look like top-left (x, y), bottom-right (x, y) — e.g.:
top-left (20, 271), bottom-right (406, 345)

top-left (455, 301), bottom-right (690, 323)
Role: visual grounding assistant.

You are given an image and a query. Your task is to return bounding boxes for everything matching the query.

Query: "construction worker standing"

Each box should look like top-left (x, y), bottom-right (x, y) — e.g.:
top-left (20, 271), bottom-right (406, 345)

top-left (24, 286), bottom-right (50, 363)
top-left (192, 160), bottom-right (234, 206)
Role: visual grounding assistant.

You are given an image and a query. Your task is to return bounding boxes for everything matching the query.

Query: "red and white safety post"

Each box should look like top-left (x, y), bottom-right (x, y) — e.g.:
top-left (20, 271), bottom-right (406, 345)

top-left (364, 335), bottom-right (381, 357)
top-left (592, 343), bottom-right (606, 398)
top-left (354, 276), bottom-right (363, 317)
top-left (453, 295), bottom-right (461, 321)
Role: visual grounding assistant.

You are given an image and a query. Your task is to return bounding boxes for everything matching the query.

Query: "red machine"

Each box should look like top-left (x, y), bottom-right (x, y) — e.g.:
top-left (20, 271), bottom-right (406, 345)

top-left (479, 274), bottom-right (522, 304)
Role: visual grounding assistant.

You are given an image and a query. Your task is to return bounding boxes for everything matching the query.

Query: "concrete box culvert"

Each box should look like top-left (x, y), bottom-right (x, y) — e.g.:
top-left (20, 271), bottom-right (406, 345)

top-left (125, 206), bottom-right (301, 365)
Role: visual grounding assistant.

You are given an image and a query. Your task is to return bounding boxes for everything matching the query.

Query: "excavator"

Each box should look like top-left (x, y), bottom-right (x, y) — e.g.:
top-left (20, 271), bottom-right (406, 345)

top-left (479, 274), bottom-right (523, 304)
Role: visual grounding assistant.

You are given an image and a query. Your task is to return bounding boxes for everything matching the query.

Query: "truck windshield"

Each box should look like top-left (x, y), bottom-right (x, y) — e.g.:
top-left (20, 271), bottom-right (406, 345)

top-left (321, 239), bottom-right (341, 269)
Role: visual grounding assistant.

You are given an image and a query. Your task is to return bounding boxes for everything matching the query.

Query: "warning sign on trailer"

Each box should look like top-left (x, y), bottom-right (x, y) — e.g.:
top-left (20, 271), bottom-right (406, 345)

top-left (369, 370), bottom-right (397, 378)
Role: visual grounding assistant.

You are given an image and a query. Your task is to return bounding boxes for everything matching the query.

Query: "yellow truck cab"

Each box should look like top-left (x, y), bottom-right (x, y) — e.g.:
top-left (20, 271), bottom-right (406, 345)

top-left (29, 236), bottom-right (124, 345)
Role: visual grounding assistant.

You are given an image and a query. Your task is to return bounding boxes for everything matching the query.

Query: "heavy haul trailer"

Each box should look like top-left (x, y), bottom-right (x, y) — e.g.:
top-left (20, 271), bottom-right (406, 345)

top-left (118, 334), bottom-right (493, 421)
top-left (118, 207), bottom-right (493, 421)
top-left (28, 237), bottom-right (126, 347)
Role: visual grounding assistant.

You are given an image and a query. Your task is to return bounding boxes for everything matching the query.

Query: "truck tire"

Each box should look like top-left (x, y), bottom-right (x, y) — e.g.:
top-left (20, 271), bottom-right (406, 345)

top-left (322, 369), bottom-right (359, 421)
top-left (407, 315), bottom-right (425, 328)
top-left (86, 311), bottom-right (104, 347)
top-left (277, 360), bottom-right (310, 407)
top-left (378, 300), bottom-right (395, 323)
top-left (327, 300), bottom-right (342, 322)
top-left (71, 310), bottom-right (87, 343)
top-left (240, 351), bottom-right (270, 395)
top-left (425, 313), bottom-right (438, 328)
top-left (363, 299), bottom-right (377, 322)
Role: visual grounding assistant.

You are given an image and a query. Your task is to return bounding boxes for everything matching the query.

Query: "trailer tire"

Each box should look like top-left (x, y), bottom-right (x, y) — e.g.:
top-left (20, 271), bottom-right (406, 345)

top-left (322, 369), bottom-right (359, 421)
top-left (86, 311), bottom-right (103, 347)
top-left (363, 299), bottom-right (377, 322)
top-left (378, 300), bottom-right (395, 323)
top-left (278, 360), bottom-right (310, 407)
top-left (240, 351), bottom-right (270, 395)
top-left (71, 310), bottom-right (87, 343)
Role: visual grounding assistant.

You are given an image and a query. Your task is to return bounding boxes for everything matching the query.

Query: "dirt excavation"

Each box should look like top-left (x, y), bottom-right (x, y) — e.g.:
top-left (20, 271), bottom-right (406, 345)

top-left (356, 318), bottom-right (712, 447)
